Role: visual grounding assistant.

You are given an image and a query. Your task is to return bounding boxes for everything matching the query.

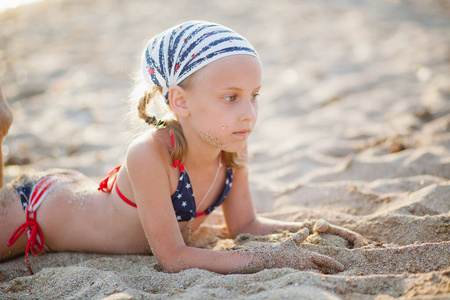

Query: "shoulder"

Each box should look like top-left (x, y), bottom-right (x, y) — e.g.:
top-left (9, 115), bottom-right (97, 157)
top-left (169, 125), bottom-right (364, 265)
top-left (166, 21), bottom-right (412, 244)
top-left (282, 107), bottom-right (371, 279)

top-left (126, 128), bottom-right (172, 171)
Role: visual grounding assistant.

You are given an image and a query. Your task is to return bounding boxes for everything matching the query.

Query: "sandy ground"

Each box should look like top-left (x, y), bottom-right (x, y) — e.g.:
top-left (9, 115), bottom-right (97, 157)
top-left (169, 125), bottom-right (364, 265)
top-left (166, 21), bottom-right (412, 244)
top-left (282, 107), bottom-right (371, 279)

top-left (0, 0), bottom-right (449, 299)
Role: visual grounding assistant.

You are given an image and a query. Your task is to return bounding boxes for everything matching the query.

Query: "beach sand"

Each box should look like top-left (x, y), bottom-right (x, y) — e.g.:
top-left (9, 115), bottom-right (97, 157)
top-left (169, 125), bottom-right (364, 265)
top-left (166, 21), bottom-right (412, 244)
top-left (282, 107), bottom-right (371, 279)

top-left (0, 0), bottom-right (449, 299)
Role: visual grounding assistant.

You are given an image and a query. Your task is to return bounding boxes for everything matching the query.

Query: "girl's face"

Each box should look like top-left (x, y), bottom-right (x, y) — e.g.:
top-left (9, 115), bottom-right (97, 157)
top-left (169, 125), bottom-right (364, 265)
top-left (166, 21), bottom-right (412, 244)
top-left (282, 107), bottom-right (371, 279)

top-left (182, 55), bottom-right (262, 153)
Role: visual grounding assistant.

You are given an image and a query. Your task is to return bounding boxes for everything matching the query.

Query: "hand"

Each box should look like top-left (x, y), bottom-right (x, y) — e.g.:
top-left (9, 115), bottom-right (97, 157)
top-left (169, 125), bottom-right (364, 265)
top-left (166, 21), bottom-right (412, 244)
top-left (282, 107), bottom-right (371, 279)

top-left (233, 228), bottom-right (345, 274)
top-left (280, 219), bottom-right (367, 248)
top-left (313, 219), bottom-right (367, 248)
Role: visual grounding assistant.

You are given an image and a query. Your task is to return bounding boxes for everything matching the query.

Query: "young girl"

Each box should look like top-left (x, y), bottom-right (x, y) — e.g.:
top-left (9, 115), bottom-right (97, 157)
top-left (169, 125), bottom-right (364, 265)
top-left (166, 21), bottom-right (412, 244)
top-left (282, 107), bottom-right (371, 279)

top-left (0, 21), bottom-right (364, 275)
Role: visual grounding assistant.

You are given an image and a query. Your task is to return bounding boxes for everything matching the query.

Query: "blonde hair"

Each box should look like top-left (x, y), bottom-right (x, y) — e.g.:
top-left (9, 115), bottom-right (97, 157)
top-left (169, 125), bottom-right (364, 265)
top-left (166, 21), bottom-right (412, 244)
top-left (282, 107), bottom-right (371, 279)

top-left (134, 76), bottom-right (246, 169)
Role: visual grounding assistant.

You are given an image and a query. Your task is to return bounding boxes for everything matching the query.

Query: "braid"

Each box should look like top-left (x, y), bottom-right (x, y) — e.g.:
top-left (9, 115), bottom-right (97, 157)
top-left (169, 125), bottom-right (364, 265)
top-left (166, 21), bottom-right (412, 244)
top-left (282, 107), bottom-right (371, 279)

top-left (165, 119), bottom-right (187, 164)
top-left (137, 85), bottom-right (166, 128)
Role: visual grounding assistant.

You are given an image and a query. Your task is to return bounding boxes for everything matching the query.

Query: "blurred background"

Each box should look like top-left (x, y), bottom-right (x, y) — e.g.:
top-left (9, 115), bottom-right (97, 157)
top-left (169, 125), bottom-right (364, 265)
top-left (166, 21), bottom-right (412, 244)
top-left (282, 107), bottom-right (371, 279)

top-left (1, 0), bottom-right (449, 211)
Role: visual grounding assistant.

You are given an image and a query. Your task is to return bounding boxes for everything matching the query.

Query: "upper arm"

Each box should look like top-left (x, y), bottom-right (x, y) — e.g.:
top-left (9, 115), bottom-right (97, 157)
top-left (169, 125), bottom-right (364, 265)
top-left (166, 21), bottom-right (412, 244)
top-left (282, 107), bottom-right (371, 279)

top-left (125, 138), bottom-right (185, 268)
top-left (124, 139), bottom-right (258, 273)
top-left (221, 150), bottom-right (257, 237)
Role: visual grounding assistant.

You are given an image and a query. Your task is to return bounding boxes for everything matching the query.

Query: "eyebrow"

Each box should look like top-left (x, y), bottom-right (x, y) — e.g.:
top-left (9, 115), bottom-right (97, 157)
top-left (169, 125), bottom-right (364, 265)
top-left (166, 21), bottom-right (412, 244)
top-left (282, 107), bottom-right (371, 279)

top-left (222, 86), bottom-right (262, 91)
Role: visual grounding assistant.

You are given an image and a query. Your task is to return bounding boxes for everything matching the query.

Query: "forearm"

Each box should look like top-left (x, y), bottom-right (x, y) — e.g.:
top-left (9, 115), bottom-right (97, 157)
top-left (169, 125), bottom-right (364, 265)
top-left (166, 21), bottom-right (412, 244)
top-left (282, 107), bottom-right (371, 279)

top-left (236, 216), bottom-right (314, 236)
top-left (160, 246), bottom-right (252, 274)
top-left (165, 229), bottom-right (345, 275)
top-left (160, 226), bottom-right (347, 275)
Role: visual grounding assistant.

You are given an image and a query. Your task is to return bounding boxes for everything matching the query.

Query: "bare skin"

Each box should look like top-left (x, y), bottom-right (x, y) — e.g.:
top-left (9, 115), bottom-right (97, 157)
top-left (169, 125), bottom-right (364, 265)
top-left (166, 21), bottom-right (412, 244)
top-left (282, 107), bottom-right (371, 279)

top-left (0, 85), bottom-right (13, 188)
top-left (0, 57), bottom-right (365, 275)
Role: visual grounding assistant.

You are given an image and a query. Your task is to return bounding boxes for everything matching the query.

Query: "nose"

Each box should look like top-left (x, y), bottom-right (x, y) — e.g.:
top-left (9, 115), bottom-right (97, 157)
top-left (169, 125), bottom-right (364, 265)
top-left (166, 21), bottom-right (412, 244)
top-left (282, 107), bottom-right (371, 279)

top-left (239, 99), bottom-right (257, 122)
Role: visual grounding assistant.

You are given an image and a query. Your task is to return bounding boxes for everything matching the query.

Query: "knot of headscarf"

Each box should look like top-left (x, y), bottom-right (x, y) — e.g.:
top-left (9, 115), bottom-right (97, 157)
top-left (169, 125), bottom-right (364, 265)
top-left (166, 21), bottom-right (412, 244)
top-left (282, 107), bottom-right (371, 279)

top-left (141, 20), bottom-right (259, 102)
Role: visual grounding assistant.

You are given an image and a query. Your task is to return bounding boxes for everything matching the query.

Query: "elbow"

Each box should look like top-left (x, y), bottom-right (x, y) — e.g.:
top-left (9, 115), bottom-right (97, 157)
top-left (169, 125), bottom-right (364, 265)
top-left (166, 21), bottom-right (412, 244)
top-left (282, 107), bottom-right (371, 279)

top-left (227, 231), bottom-right (238, 239)
top-left (160, 263), bottom-right (182, 273)
top-left (156, 248), bottom-right (189, 273)
top-left (228, 217), bottom-right (258, 238)
top-left (158, 257), bottom-right (184, 273)
top-left (227, 227), bottom-right (243, 239)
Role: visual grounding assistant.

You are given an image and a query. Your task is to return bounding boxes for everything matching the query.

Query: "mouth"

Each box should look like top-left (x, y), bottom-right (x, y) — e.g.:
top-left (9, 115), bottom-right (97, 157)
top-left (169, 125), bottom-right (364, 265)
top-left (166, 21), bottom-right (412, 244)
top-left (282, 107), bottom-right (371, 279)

top-left (233, 130), bottom-right (251, 137)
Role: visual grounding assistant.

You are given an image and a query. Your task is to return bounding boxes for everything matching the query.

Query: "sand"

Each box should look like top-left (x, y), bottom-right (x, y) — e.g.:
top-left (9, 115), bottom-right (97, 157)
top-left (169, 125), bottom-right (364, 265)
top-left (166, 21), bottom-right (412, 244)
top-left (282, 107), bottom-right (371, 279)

top-left (0, 0), bottom-right (449, 299)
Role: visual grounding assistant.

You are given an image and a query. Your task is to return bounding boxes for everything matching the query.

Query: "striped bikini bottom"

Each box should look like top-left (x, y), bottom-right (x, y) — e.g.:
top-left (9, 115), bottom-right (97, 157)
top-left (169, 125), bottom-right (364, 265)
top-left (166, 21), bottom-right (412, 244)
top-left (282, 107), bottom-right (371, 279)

top-left (7, 171), bottom-right (75, 274)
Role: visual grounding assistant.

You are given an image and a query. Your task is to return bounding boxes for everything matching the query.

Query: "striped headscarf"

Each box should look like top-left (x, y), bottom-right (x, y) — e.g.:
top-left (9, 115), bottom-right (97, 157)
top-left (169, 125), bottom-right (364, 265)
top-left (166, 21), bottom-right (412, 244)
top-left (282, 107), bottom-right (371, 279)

top-left (141, 20), bottom-right (259, 102)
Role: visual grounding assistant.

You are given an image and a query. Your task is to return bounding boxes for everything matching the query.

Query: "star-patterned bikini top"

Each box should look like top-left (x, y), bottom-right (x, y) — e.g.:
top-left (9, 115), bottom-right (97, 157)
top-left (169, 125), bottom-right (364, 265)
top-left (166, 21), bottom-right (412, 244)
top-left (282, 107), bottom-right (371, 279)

top-left (98, 132), bottom-right (233, 222)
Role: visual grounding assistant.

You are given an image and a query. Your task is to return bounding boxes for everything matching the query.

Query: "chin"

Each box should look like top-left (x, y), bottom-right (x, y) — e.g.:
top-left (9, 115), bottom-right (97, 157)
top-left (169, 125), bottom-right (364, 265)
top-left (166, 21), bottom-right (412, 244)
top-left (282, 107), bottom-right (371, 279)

top-left (221, 142), bottom-right (247, 153)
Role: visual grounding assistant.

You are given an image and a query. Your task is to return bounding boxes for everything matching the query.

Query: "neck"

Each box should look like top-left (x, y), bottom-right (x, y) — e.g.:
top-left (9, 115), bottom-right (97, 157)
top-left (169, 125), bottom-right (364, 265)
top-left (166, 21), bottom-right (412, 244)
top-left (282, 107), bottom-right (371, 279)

top-left (181, 125), bottom-right (222, 169)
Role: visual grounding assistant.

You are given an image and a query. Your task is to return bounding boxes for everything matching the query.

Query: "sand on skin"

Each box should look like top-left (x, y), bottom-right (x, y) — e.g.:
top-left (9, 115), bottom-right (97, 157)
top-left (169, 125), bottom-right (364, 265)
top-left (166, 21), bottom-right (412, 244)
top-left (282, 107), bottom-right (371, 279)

top-left (0, 0), bottom-right (449, 299)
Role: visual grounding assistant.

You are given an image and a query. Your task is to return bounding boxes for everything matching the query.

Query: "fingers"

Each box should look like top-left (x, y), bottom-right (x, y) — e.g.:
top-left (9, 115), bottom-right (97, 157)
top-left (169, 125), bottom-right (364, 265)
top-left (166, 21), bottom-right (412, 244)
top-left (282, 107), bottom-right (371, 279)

top-left (281, 228), bottom-right (309, 247)
top-left (313, 219), bottom-right (366, 248)
top-left (292, 227), bottom-right (309, 245)
top-left (313, 219), bottom-right (329, 233)
top-left (327, 223), bottom-right (365, 248)
top-left (310, 252), bottom-right (345, 273)
top-left (347, 233), bottom-right (365, 248)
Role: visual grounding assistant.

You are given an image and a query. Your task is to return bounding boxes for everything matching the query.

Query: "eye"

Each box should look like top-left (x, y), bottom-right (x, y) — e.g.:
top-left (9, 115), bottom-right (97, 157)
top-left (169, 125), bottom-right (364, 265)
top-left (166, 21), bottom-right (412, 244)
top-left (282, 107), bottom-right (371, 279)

top-left (250, 92), bottom-right (260, 101)
top-left (224, 95), bottom-right (237, 102)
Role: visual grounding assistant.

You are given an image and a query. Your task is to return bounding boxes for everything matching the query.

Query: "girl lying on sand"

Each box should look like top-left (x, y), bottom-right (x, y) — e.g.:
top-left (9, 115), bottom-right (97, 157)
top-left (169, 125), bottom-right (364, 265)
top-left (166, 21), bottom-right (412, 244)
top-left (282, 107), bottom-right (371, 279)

top-left (0, 21), bottom-right (365, 275)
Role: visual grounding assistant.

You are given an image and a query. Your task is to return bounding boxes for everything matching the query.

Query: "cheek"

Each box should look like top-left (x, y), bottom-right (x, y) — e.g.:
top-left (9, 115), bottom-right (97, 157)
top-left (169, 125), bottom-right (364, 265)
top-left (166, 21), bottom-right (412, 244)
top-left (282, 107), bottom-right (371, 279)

top-left (200, 130), bottom-right (227, 150)
top-left (253, 102), bottom-right (259, 121)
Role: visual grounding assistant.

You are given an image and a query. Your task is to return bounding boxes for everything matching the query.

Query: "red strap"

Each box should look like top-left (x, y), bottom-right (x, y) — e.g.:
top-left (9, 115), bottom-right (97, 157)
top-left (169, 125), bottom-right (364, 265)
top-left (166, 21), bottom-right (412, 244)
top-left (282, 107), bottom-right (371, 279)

top-left (98, 166), bottom-right (137, 207)
top-left (115, 183), bottom-right (137, 208)
top-left (196, 211), bottom-right (207, 217)
top-left (98, 166), bottom-right (121, 192)
top-left (170, 130), bottom-right (176, 147)
top-left (170, 131), bottom-right (184, 171)
top-left (7, 212), bottom-right (44, 275)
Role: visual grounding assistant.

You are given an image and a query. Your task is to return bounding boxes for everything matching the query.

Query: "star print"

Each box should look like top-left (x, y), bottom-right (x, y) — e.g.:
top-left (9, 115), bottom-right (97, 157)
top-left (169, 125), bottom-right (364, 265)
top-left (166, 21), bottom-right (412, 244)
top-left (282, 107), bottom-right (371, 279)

top-left (177, 215), bottom-right (182, 221)
top-left (148, 68), bottom-right (154, 74)
top-left (192, 53), bottom-right (195, 57)
top-left (182, 201), bottom-right (187, 207)
top-left (179, 175), bottom-right (183, 181)
top-left (186, 183), bottom-right (191, 189)
top-left (175, 64), bottom-right (179, 70)
top-left (177, 194), bottom-right (182, 199)
top-left (226, 178), bottom-right (229, 185)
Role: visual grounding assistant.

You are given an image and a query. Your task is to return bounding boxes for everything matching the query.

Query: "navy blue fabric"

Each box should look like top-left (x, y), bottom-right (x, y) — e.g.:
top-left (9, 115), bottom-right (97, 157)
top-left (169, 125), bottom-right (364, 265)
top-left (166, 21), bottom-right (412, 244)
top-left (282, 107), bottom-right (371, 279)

top-left (141, 21), bottom-right (259, 101)
top-left (172, 167), bottom-right (233, 222)
top-left (15, 182), bottom-right (33, 211)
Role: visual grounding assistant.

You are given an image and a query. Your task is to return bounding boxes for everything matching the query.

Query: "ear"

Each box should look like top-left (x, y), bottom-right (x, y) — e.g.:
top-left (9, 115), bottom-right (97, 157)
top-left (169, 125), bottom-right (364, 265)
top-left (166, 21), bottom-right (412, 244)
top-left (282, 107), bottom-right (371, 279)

top-left (168, 86), bottom-right (190, 118)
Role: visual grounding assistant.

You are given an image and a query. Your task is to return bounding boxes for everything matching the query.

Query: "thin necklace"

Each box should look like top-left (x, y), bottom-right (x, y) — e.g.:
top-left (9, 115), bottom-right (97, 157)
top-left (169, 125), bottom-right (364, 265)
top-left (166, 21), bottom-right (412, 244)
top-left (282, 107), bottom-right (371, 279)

top-left (185, 155), bottom-right (222, 212)
top-left (197, 155), bottom-right (222, 211)
top-left (185, 154), bottom-right (222, 241)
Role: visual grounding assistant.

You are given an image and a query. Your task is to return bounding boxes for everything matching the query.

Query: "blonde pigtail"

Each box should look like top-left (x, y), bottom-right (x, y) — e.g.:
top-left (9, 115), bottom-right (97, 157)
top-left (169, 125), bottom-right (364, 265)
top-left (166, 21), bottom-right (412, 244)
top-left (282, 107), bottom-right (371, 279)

top-left (162, 119), bottom-right (186, 165)
top-left (136, 85), bottom-right (167, 128)
top-left (137, 88), bottom-right (153, 121)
